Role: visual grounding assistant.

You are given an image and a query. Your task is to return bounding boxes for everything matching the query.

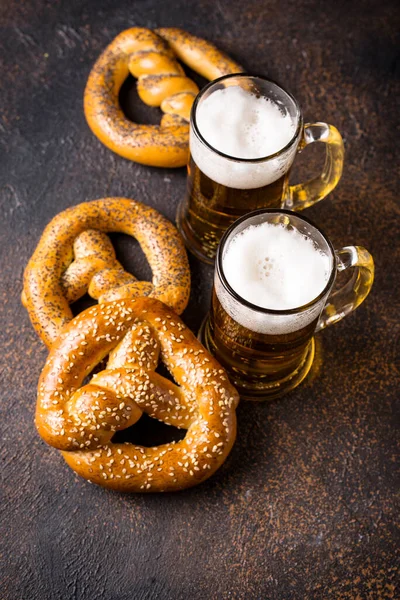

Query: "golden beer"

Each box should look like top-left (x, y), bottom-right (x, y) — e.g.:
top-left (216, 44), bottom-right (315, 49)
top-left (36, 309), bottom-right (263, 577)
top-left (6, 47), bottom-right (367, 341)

top-left (177, 74), bottom-right (345, 264)
top-left (178, 155), bottom-right (291, 262)
top-left (200, 209), bottom-right (375, 400)
top-left (202, 287), bottom-right (318, 398)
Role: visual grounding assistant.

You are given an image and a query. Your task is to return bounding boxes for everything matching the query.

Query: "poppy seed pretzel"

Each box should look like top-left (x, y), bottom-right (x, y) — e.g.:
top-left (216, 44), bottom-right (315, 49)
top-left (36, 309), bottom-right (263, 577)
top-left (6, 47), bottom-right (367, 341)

top-left (84, 27), bottom-right (242, 167)
top-left (22, 198), bottom-right (190, 347)
top-left (37, 297), bottom-right (239, 492)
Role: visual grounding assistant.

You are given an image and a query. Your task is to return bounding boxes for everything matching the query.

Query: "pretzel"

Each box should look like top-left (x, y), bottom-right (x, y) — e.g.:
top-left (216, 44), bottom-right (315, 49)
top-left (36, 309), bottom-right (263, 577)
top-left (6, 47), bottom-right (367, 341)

top-left (84, 27), bottom-right (242, 168)
top-left (36, 297), bottom-right (239, 492)
top-left (22, 198), bottom-right (190, 347)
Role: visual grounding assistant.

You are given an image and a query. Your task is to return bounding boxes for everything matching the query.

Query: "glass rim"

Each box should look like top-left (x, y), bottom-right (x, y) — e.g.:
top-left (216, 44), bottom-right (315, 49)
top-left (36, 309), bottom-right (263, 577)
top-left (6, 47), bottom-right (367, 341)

top-left (216, 208), bottom-right (337, 316)
top-left (191, 73), bottom-right (303, 164)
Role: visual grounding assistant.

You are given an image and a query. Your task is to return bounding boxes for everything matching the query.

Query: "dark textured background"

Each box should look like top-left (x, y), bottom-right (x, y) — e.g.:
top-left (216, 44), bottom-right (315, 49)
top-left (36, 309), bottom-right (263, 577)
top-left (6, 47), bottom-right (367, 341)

top-left (0, 1), bottom-right (399, 598)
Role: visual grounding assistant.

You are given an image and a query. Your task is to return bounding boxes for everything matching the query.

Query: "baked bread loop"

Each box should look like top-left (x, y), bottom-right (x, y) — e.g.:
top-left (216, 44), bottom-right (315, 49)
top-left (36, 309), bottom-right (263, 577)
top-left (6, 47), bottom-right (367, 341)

top-left (22, 198), bottom-right (190, 347)
top-left (84, 27), bottom-right (242, 167)
top-left (37, 297), bottom-right (239, 492)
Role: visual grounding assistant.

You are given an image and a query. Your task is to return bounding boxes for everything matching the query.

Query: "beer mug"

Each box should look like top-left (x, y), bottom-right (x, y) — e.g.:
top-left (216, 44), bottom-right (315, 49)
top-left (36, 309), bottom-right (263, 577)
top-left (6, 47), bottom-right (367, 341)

top-left (199, 209), bottom-right (374, 400)
top-left (177, 74), bottom-right (345, 264)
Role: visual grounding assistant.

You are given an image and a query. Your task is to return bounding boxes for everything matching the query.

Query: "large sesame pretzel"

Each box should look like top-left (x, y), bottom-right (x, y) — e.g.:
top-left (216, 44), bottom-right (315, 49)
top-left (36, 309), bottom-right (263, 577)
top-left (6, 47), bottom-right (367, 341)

top-left (37, 297), bottom-right (239, 492)
top-left (22, 198), bottom-right (190, 347)
top-left (84, 27), bottom-right (242, 167)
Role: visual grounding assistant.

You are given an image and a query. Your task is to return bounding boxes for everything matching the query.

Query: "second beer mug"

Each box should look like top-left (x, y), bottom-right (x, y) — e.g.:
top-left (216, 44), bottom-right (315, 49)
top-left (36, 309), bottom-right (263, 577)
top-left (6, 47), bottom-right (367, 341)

top-left (200, 209), bottom-right (374, 400)
top-left (177, 74), bottom-right (345, 263)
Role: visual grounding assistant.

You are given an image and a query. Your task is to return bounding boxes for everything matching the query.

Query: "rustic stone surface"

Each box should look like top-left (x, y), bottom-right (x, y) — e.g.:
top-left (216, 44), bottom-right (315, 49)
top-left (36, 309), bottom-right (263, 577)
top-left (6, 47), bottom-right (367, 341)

top-left (0, 0), bottom-right (398, 598)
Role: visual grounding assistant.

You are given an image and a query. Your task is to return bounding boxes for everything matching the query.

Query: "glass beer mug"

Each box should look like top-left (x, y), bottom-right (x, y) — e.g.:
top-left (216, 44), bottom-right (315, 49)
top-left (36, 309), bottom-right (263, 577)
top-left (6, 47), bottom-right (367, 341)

top-left (177, 74), bottom-right (345, 263)
top-left (199, 209), bottom-right (374, 400)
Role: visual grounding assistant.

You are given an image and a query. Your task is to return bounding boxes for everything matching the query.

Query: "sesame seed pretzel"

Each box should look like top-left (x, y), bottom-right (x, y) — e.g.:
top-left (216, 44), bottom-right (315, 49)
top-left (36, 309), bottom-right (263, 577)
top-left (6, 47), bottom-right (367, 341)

top-left (84, 27), bottom-right (242, 168)
top-left (37, 297), bottom-right (239, 492)
top-left (22, 198), bottom-right (190, 347)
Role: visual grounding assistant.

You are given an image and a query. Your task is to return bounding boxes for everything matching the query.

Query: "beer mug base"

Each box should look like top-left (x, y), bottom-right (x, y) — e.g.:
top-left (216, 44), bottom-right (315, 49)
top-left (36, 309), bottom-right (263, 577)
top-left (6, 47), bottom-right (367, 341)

top-left (198, 315), bottom-right (316, 401)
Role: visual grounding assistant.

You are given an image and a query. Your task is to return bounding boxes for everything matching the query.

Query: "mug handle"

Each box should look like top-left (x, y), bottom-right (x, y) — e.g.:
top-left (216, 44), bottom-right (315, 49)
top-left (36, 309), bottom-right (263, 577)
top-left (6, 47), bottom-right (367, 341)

top-left (284, 122), bottom-right (344, 211)
top-left (316, 246), bottom-right (374, 332)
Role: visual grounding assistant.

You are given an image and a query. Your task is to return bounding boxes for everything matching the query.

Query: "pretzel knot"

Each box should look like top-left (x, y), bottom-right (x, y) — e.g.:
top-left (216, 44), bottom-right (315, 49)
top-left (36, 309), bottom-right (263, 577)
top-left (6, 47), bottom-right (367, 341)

top-left (22, 198), bottom-right (190, 347)
top-left (84, 27), bottom-right (242, 167)
top-left (36, 298), bottom-right (239, 492)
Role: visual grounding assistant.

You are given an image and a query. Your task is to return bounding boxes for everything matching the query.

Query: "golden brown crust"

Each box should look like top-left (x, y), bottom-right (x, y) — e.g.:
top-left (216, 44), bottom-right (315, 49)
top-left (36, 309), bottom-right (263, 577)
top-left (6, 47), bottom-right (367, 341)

top-left (36, 297), bottom-right (239, 492)
top-left (156, 28), bottom-right (242, 81)
top-left (84, 27), bottom-right (242, 168)
top-left (22, 198), bottom-right (190, 347)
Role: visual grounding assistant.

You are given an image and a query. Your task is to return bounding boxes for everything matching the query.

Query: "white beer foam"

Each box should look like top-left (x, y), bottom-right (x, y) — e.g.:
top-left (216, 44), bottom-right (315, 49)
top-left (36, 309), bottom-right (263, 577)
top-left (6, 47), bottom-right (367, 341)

top-left (217, 222), bottom-right (331, 334)
top-left (192, 86), bottom-right (297, 190)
